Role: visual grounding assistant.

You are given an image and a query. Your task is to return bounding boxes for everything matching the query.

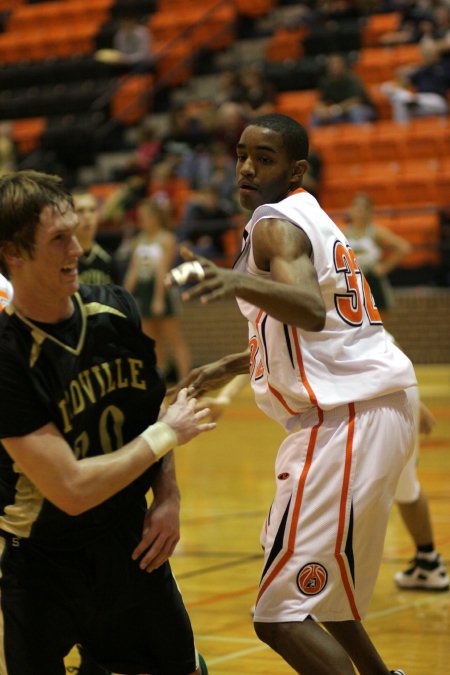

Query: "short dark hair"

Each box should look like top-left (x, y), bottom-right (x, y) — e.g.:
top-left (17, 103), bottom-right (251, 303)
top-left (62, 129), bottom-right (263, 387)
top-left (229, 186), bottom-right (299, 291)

top-left (0, 170), bottom-right (73, 269)
top-left (249, 113), bottom-right (309, 161)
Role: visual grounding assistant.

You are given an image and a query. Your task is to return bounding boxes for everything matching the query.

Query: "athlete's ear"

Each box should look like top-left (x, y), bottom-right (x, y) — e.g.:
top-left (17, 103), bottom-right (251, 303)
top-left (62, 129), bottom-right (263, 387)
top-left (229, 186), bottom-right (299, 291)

top-left (1, 242), bottom-right (24, 269)
top-left (290, 159), bottom-right (308, 185)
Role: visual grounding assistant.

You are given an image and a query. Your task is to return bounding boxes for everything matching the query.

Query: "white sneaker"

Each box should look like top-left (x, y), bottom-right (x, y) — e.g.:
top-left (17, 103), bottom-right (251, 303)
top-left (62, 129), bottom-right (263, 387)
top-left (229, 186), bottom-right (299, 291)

top-left (391, 670), bottom-right (406, 675)
top-left (394, 554), bottom-right (449, 591)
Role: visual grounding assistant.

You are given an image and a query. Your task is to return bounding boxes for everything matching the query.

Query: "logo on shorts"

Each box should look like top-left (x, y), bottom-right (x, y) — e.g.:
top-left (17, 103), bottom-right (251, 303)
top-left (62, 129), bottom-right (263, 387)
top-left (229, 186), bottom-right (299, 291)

top-left (297, 562), bottom-right (328, 596)
top-left (277, 472), bottom-right (290, 480)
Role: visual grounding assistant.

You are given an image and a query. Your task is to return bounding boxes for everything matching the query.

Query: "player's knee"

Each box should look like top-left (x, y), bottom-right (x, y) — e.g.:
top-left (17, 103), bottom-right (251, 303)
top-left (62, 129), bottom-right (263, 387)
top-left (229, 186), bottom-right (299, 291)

top-left (254, 621), bottom-right (287, 651)
top-left (395, 478), bottom-right (421, 504)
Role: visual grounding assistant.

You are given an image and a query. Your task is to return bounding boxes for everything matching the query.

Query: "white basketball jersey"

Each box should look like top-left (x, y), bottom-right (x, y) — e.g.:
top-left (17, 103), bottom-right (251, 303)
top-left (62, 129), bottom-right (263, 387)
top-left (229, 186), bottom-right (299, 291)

top-left (234, 189), bottom-right (416, 431)
top-left (0, 274), bottom-right (12, 312)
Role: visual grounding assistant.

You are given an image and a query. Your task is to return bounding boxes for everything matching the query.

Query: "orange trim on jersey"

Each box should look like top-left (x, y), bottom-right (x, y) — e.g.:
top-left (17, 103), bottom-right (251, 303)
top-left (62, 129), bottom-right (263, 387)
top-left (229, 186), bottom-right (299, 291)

top-left (289, 187), bottom-right (306, 196)
top-left (255, 308), bottom-right (264, 327)
top-left (292, 327), bottom-right (318, 407)
top-left (254, 311), bottom-right (316, 416)
top-left (256, 410), bottom-right (323, 605)
top-left (255, 309), bottom-right (302, 415)
top-left (0, 289), bottom-right (8, 312)
top-left (334, 402), bottom-right (360, 620)
top-left (267, 382), bottom-right (303, 415)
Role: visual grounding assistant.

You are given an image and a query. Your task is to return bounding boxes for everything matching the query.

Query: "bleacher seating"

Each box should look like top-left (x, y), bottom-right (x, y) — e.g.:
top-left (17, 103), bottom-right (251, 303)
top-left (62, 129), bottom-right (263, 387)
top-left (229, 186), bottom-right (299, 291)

top-left (0, 1), bottom-right (446, 280)
top-left (360, 11), bottom-right (401, 47)
top-left (265, 26), bottom-right (307, 62)
top-left (354, 43), bottom-right (422, 84)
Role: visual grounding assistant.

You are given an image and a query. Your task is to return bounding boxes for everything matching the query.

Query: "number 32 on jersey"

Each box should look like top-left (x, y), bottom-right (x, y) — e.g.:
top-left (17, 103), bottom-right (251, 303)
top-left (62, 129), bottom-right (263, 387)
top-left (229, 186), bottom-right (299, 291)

top-left (333, 241), bottom-right (381, 326)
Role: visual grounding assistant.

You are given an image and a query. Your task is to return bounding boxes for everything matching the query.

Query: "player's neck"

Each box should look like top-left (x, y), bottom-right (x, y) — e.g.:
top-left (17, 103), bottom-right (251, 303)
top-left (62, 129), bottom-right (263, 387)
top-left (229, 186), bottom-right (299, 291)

top-left (11, 290), bottom-right (75, 324)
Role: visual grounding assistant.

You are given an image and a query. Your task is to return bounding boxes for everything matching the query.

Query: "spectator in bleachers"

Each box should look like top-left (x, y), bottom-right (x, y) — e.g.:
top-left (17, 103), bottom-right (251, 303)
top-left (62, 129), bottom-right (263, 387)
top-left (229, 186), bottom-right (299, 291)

top-left (381, 40), bottom-right (450, 122)
top-left (379, 0), bottom-right (436, 46)
top-left (161, 103), bottom-right (212, 153)
top-left (175, 185), bottom-right (234, 264)
top-left (310, 53), bottom-right (377, 126)
top-left (212, 102), bottom-right (247, 158)
top-left (429, 4), bottom-right (450, 42)
top-left (112, 15), bottom-right (155, 72)
top-left (212, 69), bottom-right (245, 108)
top-left (315, 0), bottom-right (363, 24)
top-left (343, 192), bottom-right (411, 324)
top-left (429, 5), bottom-right (450, 70)
top-left (179, 141), bottom-right (236, 207)
top-left (100, 175), bottom-right (148, 229)
top-left (113, 120), bottom-right (162, 181)
top-left (207, 142), bottom-right (238, 210)
top-left (238, 64), bottom-right (277, 118)
top-left (95, 15), bottom-right (155, 73)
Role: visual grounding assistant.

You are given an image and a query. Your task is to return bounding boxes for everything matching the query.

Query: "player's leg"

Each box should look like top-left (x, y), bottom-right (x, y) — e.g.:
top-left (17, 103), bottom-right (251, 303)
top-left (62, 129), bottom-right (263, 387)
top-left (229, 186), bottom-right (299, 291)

top-left (252, 422), bottom-right (359, 673)
top-left (0, 535), bottom-right (75, 675)
top-left (86, 545), bottom-right (203, 675)
top-left (319, 392), bottom-right (414, 674)
top-left (254, 619), bottom-right (356, 674)
top-left (395, 489), bottom-right (449, 590)
top-left (394, 386), bottom-right (449, 590)
top-left (331, 393), bottom-right (414, 674)
top-left (253, 393), bottom-right (413, 673)
top-left (322, 621), bottom-right (394, 675)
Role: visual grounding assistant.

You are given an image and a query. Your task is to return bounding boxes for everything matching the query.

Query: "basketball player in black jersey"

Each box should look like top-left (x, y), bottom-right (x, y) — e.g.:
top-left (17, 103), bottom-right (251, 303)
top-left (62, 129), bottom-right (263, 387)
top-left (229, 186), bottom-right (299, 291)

top-left (73, 190), bottom-right (120, 288)
top-left (0, 170), bottom-right (214, 675)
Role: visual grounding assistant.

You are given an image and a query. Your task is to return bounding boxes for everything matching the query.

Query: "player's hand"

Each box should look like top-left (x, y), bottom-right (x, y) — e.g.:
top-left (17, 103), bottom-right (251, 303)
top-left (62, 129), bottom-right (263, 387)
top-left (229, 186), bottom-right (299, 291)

top-left (132, 497), bottom-right (180, 572)
top-left (419, 401), bottom-right (436, 435)
top-left (165, 245), bottom-right (240, 304)
top-left (193, 395), bottom-right (229, 422)
top-left (166, 360), bottom-right (235, 402)
top-left (160, 388), bottom-right (216, 444)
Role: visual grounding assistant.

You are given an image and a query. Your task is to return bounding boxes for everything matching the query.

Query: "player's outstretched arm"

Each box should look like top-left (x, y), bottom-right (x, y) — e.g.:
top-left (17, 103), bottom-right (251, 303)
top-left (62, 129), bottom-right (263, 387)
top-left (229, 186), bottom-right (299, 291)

top-left (1, 389), bottom-right (215, 516)
top-left (166, 221), bottom-right (326, 331)
top-left (167, 351), bottom-right (251, 401)
top-left (196, 374), bottom-right (249, 421)
top-left (419, 400), bottom-right (436, 435)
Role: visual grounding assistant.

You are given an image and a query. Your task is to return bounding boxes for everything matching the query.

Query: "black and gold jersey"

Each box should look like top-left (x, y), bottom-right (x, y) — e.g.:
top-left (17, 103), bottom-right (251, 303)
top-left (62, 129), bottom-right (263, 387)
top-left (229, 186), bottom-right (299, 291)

top-left (0, 284), bottom-right (165, 548)
top-left (78, 242), bottom-right (119, 286)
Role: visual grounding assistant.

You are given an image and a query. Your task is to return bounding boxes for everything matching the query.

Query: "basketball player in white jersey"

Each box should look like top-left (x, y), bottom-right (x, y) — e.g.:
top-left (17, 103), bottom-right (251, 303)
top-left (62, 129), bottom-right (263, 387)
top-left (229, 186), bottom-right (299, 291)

top-left (0, 272), bottom-right (13, 311)
top-left (167, 113), bottom-right (416, 675)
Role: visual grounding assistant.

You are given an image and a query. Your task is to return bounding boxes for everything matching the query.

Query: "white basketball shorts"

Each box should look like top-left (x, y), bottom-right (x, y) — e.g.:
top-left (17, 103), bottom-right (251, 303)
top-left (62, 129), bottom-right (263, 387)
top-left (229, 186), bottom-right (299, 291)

top-left (394, 385), bottom-right (421, 503)
top-left (254, 390), bottom-right (415, 624)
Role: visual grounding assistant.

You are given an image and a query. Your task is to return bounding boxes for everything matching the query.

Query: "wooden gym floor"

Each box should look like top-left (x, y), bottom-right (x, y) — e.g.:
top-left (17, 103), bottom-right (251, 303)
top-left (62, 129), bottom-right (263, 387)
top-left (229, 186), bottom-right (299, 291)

top-left (66, 364), bottom-right (450, 674)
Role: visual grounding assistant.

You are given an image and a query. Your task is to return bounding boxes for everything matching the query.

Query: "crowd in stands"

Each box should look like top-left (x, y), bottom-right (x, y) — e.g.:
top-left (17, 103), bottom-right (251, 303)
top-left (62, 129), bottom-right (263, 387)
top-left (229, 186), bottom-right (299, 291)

top-left (53, 2), bottom-right (443, 331)
top-left (95, 14), bottom-right (155, 72)
top-left (310, 52), bottom-right (377, 126)
top-left (381, 37), bottom-right (450, 121)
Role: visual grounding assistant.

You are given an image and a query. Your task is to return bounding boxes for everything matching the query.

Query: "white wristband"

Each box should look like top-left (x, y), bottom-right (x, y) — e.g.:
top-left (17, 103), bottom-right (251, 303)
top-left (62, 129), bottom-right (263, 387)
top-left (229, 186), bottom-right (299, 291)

top-left (140, 422), bottom-right (178, 460)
